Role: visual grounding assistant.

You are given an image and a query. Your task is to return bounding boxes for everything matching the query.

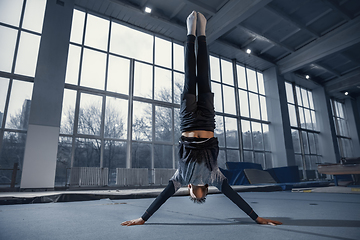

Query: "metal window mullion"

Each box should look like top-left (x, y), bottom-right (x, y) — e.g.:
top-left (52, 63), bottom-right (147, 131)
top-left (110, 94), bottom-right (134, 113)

top-left (126, 59), bottom-right (135, 168)
top-left (232, 60), bottom-right (243, 162)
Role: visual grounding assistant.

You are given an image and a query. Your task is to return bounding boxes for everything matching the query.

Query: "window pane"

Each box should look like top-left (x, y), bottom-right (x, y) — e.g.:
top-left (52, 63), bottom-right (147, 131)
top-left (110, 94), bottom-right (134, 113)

top-left (342, 138), bottom-right (353, 158)
top-left (265, 152), bottom-right (272, 169)
top-left (239, 89), bottom-right (249, 117)
top-left (291, 129), bottom-right (301, 154)
top-left (0, 26), bottom-right (17, 72)
top-left (263, 124), bottom-right (270, 150)
top-left (237, 65), bottom-right (246, 89)
top-left (0, 0), bottom-right (23, 27)
top-left (212, 82), bottom-right (223, 112)
top-left (288, 104), bottom-right (297, 127)
top-left (295, 154), bottom-right (303, 170)
top-left (107, 55), bottom-right (130, 95)
top-left (154, 67), bottom-right (171, 103)
top-left (308, 132), bottom-right (316, 154)
top-left (74, 138), bottom-right (101, 167)
top-left (241, 120), bottom-right (252, 149)
top-left (225, 117), bottom-right (238, 148)
top-left (56, 136), bottom-right (72, 185)
top-left (22, 0), bottom-right (46, 33)
top-left (80, 48), bottom-right (107, 90)
top-left (249, 93), bottom-right (260, 119)
top-left (285, 82), bottom-right (294, 104)
top-left (0, 78), bottom-right (9, 127)
top-left (134, 62), bottom-right (152, 99)
top-left (84, 14), bottom-right (109, 51)
top-left (155, 37), bottom-right (171, 68)
top-left (110, 22), bottom-right (153, 63)
top-left (308, 91), bottom-right (314, 110)
top-left (105, 97), bottom-right (128, 139)
top-left (132, 101), bottom-right (152, 141)
top-left (5, 80), bottom-right (33, 130)
top-left (257, 72), bottom-right (265, 95)
top-left (132, 142), bottom-right (151, 168)
top-left (174, 108), bottom-right (181, 141)
top-left (0, 132), bottom-right (26, 171)
top-left (155, 106), bottom-right (172, 142)
top-left (77, 93), bottom-right (102, 136)
top-left (154, 145), bottom-right (172, 168)
top-left (60, 89), bottom-right (76, 134)
top-left (314, 133), bottom-right (320, 154)
top-left (173, 43), bottom-right (184, 72)
top-left (296, 86), bottom-right (302, 106)
top-left (243, 150), bottom-right (253, 163)
top-left (15, 32), bottom-right (41, 77)
top-left (70, 9), bottom-right (85, 44)
top-left (221, 59), bottom-right (233, 85)
top-left (304, 108), bottom-right (312, 130)
top-left (252, 122), bottom-right (263, 150)
top-left (337, 101), bottom-right (344, 118)
top-left (301, 89), bottom-right (309, 108)
top-left (210, 56), bottom-right (220, 82)
top-left (227, 149), bottom-right (240, 162)
top-left (260, 96), bottom-right (268, 121)
top-left (254, 152), bottom-right (264, 167)
top-left (174, 72), bottom-right (184, 104)
top-left (214, 115), bottom-right (225, 147)
top-left (104, 141), bottom-right (127, 184)
top-left (311, 110), bottom-right (317, 130)
top-left (299, 107), bottom-right (305, 128)
top-left (302, 131), bottom-right (310, 154)
top-left (246, 68), bottom-right (257, 93)
top-left (223, 85), bottom-right (236, 115)
top-left (65, 44), bottom-right (81, 85)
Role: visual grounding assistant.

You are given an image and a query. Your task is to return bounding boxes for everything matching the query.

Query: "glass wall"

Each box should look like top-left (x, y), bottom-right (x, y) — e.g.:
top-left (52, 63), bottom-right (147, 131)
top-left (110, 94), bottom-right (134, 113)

top-left (285, 82), bottom-right (322, 179)
top-left (330, 99), bottom-right (353, 158)
top-left (210, 57), bottom-right (270, 169)
top-left (57, 9), bottom-right (184, 185)
top-left (0, 0), bottom-right (46, 187)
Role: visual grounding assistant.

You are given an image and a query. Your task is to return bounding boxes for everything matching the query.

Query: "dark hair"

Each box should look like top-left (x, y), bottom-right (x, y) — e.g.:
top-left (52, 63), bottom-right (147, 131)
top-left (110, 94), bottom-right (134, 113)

top-left (189, 196), bottom-right (206, 204)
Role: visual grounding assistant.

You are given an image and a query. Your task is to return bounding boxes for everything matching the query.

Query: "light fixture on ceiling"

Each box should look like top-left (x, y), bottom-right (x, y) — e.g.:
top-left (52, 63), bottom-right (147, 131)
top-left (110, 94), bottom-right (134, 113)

top-left (246, 49), bottom-right (251, 54)
top-left (345, 91), bottom-right (349, 96)
top-left (305, 75), bottom-right (310, 79)
top-left (144, 7), bottom-right (152, 13)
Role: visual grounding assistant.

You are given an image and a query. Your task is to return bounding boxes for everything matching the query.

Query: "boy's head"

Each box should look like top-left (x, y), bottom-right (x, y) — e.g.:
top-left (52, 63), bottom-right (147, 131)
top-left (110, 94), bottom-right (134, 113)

top-left (188, 184), bottom-right (208, 203)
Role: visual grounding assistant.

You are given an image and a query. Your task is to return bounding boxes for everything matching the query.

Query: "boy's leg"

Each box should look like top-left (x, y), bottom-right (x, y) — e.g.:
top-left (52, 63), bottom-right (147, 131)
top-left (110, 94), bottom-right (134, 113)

top-left (196, 12), bottom-right (211, 94)
top-left (183, 11), bottom-right (197, 96)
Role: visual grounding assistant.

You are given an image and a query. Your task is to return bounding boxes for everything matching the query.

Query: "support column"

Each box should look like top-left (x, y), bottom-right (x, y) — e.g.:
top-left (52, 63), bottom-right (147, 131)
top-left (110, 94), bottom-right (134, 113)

top-left (345, 97), bottom-right (360, 157)
top-left (20, 0), bottom-right (74, 189)
top-left (263, 67), bottom-right (295, 167)
top-left (312, 87), bottom-right (339, 164)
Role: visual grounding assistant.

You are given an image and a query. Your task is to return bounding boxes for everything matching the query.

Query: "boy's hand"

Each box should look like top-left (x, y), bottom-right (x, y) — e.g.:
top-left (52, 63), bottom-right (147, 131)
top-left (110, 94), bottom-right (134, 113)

top-left (255, 217), bottom-right (282, 226)
top-left (121, 218), bottom-right (145, 226)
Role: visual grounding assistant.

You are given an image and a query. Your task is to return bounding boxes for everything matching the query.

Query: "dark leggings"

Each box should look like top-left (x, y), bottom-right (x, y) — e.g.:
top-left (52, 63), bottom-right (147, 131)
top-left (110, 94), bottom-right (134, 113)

top-left (183, 35), bottom-right (211, 95)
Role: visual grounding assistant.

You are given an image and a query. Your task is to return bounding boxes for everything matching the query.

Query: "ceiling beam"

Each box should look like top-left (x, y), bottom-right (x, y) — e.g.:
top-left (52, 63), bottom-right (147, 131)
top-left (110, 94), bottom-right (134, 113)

top-left (313, 63), bottom-right (341, 77)
top-left (322, 0), bottom-right (353, 20)
top-left (277, 16), bottom-right (360, 74)
top-left (206, 0), bottom-right (273, 44)
top-left (325, 69), bottom-right (360, 93)
top-left (265, 5), bottom-right (320, 38)
top-left (180, 0), bottom-right (216, 15)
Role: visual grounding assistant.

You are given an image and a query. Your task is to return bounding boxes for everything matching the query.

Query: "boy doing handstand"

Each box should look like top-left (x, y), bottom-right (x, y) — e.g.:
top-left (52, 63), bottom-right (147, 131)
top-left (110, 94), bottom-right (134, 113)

top-left (121, 11), bottom-right (282, 227)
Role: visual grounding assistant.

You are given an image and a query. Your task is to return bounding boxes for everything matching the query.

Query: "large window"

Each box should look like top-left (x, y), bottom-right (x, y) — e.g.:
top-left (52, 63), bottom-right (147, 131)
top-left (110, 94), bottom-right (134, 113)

top-left (0, 0), bottom-right (46, 187)
top-left (57, 9), bottom-right (184, 186)
top-left (285, 82), bottom-right (321, 180)
top-left (210, 56), bottom-right (270, 169)
top-left (330, 99), bottom-right (353, 158)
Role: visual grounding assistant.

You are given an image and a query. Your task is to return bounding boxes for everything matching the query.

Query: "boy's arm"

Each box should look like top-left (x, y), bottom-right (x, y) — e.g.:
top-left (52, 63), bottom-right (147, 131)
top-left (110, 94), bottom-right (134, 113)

top-left (220, 180), bottom-right (282, 225)
top-left (121, 180), bottom-right (176, 226)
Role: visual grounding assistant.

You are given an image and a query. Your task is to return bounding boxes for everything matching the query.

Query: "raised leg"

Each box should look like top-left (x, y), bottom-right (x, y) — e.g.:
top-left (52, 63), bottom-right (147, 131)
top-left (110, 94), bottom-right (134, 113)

top-left (183, 11), bottom-right (197, 95)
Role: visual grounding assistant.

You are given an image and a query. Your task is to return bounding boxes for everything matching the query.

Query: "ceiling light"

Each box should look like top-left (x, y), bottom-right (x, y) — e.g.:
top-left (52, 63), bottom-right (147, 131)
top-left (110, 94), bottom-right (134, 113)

top-left (305, 75), bottom-right (310, 79)
top-left (246, 49), bottom-right (251, 54)
top-left (145, 7), bottom-right (152, 13)
top-left (345, 92), bottom-right (349, 96)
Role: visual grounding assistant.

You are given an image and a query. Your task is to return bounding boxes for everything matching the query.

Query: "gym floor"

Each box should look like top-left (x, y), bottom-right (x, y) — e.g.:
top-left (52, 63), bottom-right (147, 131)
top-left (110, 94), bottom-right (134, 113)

top-left (1, 190), bottom-right (359, 240)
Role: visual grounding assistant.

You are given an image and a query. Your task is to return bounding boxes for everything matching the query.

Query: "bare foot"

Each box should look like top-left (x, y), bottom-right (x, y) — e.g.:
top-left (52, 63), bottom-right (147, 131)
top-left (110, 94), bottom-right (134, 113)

top-left (187, 11), bottom-right (197, 36)
top-left (197, 12), bottom-right (207, 36)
